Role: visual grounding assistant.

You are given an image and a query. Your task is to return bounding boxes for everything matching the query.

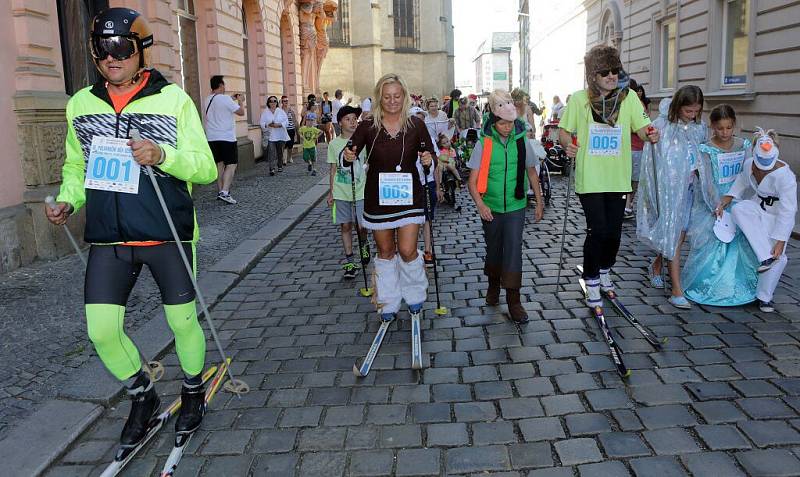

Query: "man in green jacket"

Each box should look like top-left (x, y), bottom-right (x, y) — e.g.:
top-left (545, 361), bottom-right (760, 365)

top-left (45, 8), bottom-right (217, 449)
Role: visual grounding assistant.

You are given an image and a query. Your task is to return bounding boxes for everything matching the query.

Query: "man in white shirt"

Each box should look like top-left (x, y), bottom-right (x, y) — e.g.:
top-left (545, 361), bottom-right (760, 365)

top-left (360, 97), bottom-right (372, 120)
top-left (331, 89), bottom-right (352, 137)
top-left (204, 75), bottom-right (244, 204)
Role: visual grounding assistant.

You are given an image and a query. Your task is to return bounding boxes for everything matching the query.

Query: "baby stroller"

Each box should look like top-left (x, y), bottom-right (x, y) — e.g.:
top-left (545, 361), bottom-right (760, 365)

top-left (526, 139), bottom-right (552, 207)
top-left (541, 123), bottom-right (570, 176)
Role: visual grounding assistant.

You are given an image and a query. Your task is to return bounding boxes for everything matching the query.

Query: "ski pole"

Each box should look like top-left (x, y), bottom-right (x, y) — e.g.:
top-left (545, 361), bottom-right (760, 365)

top-left (555, 135), bottom-right (576, 289)
top-left (45, 196), bottom-right (87, 268)
top-left (646, 126), bottom-right (667, 291)
top-left (421, 143), bottom-right (447, 315)
top-left (346, 140), bottom-right (373, 297)
top-left (45, 195), bottom-right (165, 382)
top-left (129, 129), bottom-right (248, 396)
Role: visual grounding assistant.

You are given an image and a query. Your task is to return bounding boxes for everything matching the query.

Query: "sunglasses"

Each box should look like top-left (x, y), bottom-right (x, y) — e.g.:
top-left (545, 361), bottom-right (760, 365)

top-left (268, 99), bottom-right (278, 103)
top-left (281, 99), bottom-right (289, 103)
top-left (596, 68), bottom-right (621, 77)
top-left (90, 35), bottom-right (138, 61)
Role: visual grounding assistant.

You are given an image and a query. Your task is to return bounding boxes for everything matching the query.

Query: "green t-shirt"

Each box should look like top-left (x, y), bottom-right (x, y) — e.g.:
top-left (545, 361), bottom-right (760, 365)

top-left (327, 136), bottom-right (366, 201)
top-left (299, 126), bottom-right (322, 149)
top-left (558, 89), bottom-right (651, 193)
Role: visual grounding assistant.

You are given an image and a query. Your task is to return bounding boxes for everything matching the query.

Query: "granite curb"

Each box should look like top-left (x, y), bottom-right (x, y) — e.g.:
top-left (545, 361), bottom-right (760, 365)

top-left (0, 175), bottom-right (330, 476)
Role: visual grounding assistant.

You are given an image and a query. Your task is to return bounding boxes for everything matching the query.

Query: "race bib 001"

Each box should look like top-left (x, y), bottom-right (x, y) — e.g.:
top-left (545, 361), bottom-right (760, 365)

top-left (588, 124), bottom-right (622, 157)
top-left (378, 172), bottom-right (413, 206)
top-left (84, 136), bottom-right (141, 194)
top-left (717, 150), bottom-right (745, 184)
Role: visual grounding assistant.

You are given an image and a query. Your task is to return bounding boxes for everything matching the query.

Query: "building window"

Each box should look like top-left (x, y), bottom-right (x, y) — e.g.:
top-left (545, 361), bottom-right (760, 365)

top-left (393, 0), bottom-right (420, 51)
top-left (177, 0), bottom-right (201, 112)
top-left (659, 18), bottom-right (676, 90)
top-left (56, 0), bottom-right (108, 95)
top-left (721, 0), bottom-right (749, 86)
top-left (329, 0), bottom-right (350, 47)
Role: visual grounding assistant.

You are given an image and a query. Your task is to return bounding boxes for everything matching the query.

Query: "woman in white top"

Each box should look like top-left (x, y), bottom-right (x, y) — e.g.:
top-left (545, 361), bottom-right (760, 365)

top-left (423, 98), bottom-right (455, 145)
top-left (260, 95), bottom-right (290, 176)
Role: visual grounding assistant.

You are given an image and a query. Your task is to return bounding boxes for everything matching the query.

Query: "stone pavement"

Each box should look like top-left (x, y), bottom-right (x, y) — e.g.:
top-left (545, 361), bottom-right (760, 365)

top-left (0, 153), bottom-right (329, 441)
top-left (45, 176), bottom-right (800, 476)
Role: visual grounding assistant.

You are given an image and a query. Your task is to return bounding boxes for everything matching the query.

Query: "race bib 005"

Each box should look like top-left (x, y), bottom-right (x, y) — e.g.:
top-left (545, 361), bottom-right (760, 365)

top-left (84, 136), bottom-right (141, 194)
top-left (378, 172), bottom-right (413, 206)
top-left (717, 150), bottom-right (745, 184)
top-left (588, 124), bottom-right (622, 157)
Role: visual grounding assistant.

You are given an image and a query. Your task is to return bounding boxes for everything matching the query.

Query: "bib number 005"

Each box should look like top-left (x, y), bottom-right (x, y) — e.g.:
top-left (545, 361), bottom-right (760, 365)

top-left (588, 124), bottom-right (622, 157)
top-left (85, 136), bottom-right (141, 194)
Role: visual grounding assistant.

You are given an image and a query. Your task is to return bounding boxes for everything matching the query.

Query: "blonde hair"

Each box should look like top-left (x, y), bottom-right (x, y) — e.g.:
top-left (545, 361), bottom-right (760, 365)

top-left (488, 89), bottom-right (514, 115)
top-left (372, 73), bottom-right (414, 131)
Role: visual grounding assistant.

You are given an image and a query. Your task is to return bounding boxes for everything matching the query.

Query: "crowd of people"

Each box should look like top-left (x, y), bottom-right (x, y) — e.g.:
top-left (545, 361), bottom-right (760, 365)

top-left (42, 7), bottom-right (796, 468)
top-left (558, 45), bottom-right (796, 314)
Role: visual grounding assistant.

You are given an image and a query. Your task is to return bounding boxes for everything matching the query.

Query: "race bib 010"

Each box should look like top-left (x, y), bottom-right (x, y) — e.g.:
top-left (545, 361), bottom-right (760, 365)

top-left (84, 136), bottom-right (141, 194)
top-left (717, 150), bottom-right (745, 184)
top-left (378, 172), bottom-right (413, 206)
top-left (588, 124), bottom-right (622, 157)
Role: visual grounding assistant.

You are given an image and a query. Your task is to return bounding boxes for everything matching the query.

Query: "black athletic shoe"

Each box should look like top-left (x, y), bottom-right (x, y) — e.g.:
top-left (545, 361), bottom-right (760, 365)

top-left (759, 300), bottom-right (775, 313)
top-left (120, 386), bottom-right (160, 446)
top-left (175, 384), bottom-right (205, 434)
top-left (343, 262), bottom-right (358, 279)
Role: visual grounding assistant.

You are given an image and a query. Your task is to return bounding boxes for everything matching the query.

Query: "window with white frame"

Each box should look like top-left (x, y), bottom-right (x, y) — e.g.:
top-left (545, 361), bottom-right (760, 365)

top-left (660, 18), bottom-right (676, 90)
top-left (721, 0), bottom-right (749, 86)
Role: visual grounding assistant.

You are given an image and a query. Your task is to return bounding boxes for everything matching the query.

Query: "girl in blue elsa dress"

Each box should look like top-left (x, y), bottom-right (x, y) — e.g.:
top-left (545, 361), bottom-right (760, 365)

top-left (637, 86), bottom-right (707, 309)
top-left (682, 104), bottom-right (759, 305)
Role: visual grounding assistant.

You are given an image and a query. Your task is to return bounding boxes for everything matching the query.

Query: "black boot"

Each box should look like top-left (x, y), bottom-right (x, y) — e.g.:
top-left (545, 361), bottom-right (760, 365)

top-left (175, 383), bottom-right (205, 434)
top-left (120, 384), bottom-right (160, 446)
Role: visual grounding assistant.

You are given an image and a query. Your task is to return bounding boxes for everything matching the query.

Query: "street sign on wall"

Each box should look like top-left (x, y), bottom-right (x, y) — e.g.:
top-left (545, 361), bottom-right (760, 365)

top-left (493, 72), bottom-right (508, 81)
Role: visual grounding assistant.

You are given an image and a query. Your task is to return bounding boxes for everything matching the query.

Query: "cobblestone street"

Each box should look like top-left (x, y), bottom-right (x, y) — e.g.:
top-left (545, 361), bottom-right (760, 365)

top-left (43, 176), bottom-right (800, 476)
top-left (0, 152), bottom-right (329, 440)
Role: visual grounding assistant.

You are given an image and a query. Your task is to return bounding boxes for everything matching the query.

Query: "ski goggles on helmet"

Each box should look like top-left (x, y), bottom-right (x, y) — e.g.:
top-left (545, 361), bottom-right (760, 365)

top-left (90, 35), bottom-right (139, 61)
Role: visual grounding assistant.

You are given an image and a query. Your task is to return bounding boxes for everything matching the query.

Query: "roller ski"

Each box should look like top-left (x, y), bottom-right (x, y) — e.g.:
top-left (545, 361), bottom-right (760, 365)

top-left (409, 305), bottom-right (424, 370)
top-left (577, 265), bottom-right (667, 348)
top-left (160, 359), bottom-right (230, 477)
top-left (577, 268), bottom-right (630, 378)
top-left (99, 366), bottom-right (217, 477)
top-left (353, 313), bottom-right (395, 377)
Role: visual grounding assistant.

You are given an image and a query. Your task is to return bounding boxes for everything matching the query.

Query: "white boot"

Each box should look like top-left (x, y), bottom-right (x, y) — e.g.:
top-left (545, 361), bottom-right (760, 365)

top-left (599, 268), bottom-right (614, 293)
top-left (585, 277), bottom-right (602, 308)
top-left (398, 252), bottom-right (429, 309)
top-left (374, 255), bottom-right (402, 315)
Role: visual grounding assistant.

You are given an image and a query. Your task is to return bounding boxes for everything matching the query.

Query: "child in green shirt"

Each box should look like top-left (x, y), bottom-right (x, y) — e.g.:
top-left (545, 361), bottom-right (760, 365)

top-left (299, 115), bottom-right (323, 175)
top-left (326, 105), bottom-right (369, 279)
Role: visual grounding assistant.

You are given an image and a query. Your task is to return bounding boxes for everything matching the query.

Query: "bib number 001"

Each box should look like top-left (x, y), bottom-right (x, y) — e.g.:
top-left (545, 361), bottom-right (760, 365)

top-left (91, 156), bottom-right (134, 182)
top-left (85, 136), bottom-right (141, 194)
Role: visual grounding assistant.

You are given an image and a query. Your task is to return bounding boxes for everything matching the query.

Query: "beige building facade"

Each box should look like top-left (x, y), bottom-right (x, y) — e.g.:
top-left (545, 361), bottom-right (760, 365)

top-left (319, 0), bottom-right (455, 101)
top-left (525, 0), bottom-right (799, 172)
top-left (0, 0), bottom-right (312, 273)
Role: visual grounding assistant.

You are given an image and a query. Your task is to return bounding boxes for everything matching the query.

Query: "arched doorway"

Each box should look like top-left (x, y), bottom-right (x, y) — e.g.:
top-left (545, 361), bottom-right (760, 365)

top-left (280, 9), bottom-right (302, 110)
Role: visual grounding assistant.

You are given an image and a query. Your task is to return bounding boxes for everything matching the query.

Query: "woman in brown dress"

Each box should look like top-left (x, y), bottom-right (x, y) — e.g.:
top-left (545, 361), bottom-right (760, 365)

top-left (345, 74), bottom-right (435, 321)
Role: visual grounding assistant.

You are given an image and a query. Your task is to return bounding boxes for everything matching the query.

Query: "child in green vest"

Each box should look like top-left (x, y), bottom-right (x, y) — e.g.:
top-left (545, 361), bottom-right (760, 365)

top-left (466, 90), bottom-right (544, 323)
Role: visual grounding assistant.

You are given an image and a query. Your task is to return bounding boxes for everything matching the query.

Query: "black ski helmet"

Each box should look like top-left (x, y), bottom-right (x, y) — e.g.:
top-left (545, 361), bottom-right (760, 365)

top-left (90, 8), bottom-right (154, 69)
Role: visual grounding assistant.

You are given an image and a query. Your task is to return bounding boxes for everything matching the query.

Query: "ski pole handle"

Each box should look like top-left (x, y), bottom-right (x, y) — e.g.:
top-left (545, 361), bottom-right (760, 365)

top-left (420, 142), bottom-right (430, 175)
top-left (44, 195), bottom-right (57, 210)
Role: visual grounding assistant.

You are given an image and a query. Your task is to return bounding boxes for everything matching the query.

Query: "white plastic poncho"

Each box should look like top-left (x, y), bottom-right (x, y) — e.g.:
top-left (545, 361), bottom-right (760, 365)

top-left (636, 98), bottom-right (707, 259)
